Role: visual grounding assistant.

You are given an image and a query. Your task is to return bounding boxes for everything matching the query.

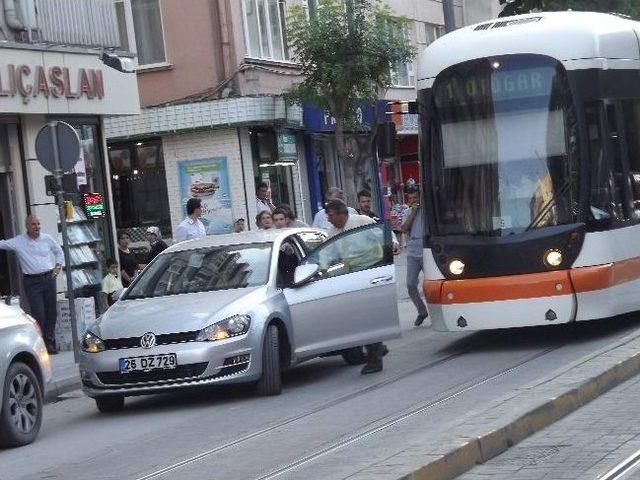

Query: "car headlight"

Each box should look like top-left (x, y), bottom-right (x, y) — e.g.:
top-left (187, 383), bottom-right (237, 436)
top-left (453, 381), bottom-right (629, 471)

top-left (82, 331), bottom-right (105, 353)
top-left (197, 315), bottom-right (251, 342)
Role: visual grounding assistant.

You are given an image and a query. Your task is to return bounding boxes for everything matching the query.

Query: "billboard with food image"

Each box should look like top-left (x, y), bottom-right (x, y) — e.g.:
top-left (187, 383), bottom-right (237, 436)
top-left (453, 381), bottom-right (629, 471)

top-left (178, 157), bottom-right (233, 234)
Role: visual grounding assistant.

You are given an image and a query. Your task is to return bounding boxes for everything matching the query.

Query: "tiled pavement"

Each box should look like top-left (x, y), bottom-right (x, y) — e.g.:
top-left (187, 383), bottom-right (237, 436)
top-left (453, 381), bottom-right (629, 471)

top-left (458, 373), bottom-right (640, 480)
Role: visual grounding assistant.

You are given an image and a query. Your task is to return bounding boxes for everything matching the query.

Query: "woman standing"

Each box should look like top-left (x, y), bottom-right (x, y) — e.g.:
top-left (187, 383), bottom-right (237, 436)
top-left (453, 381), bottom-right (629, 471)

top-left (117, 231), bottom-right (139, 287)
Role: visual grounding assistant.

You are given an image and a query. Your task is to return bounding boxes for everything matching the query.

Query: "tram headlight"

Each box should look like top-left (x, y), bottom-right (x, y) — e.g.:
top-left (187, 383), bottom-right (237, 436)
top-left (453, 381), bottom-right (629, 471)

top-left (544, 249), bottom-right (563, 268)
top-left (449, 259), bottom-right (465, 276)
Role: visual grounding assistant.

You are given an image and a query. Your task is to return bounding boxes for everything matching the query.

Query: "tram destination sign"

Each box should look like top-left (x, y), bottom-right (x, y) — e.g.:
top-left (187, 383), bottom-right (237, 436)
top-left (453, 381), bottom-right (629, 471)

top-left (438, 66), bottom-right (557, 105)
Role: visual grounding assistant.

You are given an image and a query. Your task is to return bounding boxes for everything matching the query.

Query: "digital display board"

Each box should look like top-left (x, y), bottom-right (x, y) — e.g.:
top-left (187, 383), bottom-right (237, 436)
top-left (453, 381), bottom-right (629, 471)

top-left (82, 192), bottom-right (105, 219)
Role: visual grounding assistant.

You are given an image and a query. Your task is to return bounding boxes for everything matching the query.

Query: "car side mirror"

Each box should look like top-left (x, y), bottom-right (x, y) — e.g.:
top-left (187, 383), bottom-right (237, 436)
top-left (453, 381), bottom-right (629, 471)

top-left (293, 264), bottom-right (319, 287)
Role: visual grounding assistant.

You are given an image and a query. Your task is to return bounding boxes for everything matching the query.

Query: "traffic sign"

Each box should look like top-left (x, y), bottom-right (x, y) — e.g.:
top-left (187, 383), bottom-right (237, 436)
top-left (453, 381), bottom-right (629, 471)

top-left (35, 121), bottom-right (80, 173)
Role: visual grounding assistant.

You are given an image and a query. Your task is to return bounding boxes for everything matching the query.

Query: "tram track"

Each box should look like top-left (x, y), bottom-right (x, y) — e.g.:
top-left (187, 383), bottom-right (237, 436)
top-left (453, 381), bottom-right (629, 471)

top-left (132, 340), bottom-right (565, 480)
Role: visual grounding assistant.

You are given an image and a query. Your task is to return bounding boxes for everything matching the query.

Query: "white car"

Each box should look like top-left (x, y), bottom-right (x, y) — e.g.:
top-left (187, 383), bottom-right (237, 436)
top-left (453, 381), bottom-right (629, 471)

top-left (0, 298), bottom-right (52, 447)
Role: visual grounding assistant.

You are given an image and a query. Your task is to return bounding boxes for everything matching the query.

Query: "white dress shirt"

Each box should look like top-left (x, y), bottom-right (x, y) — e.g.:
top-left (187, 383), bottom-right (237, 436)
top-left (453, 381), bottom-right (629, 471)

top-left (0, 233), bottom-right (63, 275)
top-left (327, 213), bottom-right (376, 238)
top-left (174, 217), bottom-right (206, 242)
top-left (312, 207), bottom-right (358, 230)
top-left (256, 198), bottom-right (273, 215)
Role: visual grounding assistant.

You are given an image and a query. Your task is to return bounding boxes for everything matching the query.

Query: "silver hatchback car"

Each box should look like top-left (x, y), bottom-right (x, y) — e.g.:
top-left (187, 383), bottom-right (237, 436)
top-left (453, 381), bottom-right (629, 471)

top-left (80, 225), bottom-right (400, 412)
top-left (0, 298), bottom-right (52, 447)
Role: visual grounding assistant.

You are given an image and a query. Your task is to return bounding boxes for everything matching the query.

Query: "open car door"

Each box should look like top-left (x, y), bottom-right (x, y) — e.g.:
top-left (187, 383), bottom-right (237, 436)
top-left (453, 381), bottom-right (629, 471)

top-left (283, 223), bottom-right (400, 360)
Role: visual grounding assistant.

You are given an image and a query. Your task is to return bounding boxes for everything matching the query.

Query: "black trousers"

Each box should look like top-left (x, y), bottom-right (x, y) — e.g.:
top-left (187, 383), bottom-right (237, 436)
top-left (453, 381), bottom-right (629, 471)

top-left (23, 274), bottom-right (57, 346)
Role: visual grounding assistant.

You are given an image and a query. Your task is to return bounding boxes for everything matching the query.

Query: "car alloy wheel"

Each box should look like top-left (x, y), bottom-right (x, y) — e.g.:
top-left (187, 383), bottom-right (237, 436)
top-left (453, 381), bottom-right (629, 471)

top-left (0, 362), bottom-right (43, 448)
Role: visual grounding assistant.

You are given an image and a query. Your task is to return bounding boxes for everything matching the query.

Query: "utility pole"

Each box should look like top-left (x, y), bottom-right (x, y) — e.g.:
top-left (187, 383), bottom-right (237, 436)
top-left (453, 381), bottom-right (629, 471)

top-left (443, 0), bottom-right (457, 33)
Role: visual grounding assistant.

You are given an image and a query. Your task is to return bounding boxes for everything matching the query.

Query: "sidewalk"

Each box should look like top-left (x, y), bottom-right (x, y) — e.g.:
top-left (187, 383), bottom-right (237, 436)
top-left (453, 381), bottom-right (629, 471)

top-left (458, 369), bottom-right (640, 480)
top-left (46, 350), bottom-right (80, 403)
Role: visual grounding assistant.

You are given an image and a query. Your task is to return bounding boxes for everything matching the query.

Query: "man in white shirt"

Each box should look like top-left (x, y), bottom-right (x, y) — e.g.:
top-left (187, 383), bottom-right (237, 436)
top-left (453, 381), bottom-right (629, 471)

top-left (312, 187), bottom-right (357, 230)
top-left (175, 198), bottom-right (206, 242)
top-left (0, 215), bottom-right (63, 353)
top-left (256, 182), bottom-right (275, 215)
top-left (325, 200), bottom-right (387, 375)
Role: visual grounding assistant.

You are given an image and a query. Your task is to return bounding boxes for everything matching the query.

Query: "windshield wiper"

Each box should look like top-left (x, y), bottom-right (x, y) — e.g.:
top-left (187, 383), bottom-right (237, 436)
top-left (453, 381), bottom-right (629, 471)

top-left (525, 180), bottom-right (572, 232)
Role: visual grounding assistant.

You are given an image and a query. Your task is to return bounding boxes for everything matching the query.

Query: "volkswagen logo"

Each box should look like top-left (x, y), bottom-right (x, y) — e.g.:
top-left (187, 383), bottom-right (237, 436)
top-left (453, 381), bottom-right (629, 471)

top-left (140, 332), bottom-right (156, 349)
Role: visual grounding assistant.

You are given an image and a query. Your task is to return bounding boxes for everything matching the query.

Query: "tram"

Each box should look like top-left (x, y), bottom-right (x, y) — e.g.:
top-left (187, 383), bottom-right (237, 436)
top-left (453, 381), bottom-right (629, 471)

top-left (418, 11), bottom-right (640, 331)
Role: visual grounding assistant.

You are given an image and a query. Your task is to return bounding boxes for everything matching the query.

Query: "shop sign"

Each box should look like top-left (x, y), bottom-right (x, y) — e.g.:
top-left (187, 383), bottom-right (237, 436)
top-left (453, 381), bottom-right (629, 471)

top-left (277, 131), bottom-right (297, 161)
top-left (178, 158), bottom-right (233, 234)
top-left (0, 64), bottom-right (104, 104)
top-left (303, 102), bottom-right (386, 133)
top-left (83, 192), bottom-right (105, 219)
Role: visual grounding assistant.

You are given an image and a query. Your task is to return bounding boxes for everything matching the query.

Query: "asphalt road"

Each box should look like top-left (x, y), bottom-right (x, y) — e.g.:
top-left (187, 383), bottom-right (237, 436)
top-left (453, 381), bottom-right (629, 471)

top-left (3, 295), bottom-right (640, 480)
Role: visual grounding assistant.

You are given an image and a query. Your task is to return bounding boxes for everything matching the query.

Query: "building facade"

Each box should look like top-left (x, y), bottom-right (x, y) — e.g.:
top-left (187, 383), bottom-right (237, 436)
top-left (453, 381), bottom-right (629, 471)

top-left (104, 0), bottom-right (311, 242)
top-left (0, 0), bottom-right (139, 299)
top-left (103, 0), bottom-right (500, 241)
top-left (303, 0), bottom-right (501, 216)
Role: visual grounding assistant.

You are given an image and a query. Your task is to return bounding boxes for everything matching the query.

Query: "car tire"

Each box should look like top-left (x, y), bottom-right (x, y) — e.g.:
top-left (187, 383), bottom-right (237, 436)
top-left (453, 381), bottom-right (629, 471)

top-left (95, 395), bottom-right (125, 413)
top-left (256, 324), bottom-right (282, 396)
top-left (341, 347), bottom-right (368, 365)
top-left (0, 362), bottom-right (43, 448)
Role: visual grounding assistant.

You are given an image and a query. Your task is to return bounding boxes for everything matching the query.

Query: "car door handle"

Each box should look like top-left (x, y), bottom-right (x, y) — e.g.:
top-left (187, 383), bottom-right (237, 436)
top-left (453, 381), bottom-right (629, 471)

top-left (370, 275), bottom-right (393, 285)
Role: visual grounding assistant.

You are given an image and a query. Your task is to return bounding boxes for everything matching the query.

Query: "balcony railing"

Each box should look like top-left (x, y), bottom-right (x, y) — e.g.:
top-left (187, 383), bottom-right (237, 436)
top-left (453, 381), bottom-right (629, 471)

top-left (34, 0), bottom-right (121, 48)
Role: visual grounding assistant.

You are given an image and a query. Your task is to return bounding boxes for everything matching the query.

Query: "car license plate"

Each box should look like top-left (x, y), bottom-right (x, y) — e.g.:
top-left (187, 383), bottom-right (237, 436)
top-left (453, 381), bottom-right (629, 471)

top-left (119, 354), bottom-right (177, 373)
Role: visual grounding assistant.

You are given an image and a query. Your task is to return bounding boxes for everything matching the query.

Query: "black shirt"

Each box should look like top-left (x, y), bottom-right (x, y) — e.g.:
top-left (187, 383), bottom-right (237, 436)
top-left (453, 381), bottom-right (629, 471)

top-left (147, 240), bottom-right (168, 264)
top-left (118, 249), bottom-right (139, 286)
top-left (357, 209), bottom-right (381, 222)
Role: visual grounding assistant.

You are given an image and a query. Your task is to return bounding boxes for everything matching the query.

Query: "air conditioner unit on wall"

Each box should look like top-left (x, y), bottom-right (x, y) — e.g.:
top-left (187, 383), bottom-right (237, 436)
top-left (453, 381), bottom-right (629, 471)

top-left (3, 0), bottom-right (38, 41)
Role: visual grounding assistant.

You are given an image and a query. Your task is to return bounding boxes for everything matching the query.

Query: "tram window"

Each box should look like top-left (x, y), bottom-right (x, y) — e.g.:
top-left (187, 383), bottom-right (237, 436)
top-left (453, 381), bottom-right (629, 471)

top-left (622, 101), bottom-right (640, 211)
top-left (585, 103), bottom-right (626, 222)
top-left (606, 104), bottom-right (629, 220)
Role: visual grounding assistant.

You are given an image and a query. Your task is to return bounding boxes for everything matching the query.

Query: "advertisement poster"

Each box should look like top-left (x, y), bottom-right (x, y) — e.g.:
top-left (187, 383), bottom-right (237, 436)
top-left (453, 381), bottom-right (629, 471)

top-left (178, 157), bottom-right (233, 234)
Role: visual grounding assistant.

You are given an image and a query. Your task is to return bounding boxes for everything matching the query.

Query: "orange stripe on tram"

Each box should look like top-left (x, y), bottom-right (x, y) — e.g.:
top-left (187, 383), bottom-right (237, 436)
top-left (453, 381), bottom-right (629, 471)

top-left (570, 257), bottom-right (640, 293)
top-left (423, 256), bottom-right (640, 305)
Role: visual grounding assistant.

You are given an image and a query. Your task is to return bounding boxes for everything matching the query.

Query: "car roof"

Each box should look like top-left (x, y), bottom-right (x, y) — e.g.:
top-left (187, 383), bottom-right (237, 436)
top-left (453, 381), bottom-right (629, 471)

top-left (163, 228), bottom-right (325, 253)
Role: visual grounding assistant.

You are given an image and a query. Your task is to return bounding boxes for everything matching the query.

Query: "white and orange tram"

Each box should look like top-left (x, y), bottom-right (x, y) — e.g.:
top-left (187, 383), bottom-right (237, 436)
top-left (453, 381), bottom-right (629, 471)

top-left (418, 11), bottom-right (640, 331)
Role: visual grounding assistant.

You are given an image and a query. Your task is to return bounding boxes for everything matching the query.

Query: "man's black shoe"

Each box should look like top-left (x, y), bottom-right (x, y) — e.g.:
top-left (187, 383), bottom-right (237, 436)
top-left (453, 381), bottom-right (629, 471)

top-left (46, 343), bottom-right (59, 355)
top-left (361, 363), bottom-right (383, 375)
top-left (414, 313), bottom-right (428, 327)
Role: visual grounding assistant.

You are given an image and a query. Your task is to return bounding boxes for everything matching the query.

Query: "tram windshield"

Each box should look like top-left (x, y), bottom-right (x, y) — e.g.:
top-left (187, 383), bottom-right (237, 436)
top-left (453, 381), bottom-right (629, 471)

top-left (430, 54), bottom-right (578, 236)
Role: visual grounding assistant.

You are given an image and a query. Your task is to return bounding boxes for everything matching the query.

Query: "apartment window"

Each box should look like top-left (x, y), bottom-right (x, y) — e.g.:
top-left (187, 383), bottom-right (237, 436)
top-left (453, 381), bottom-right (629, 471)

top-left (390, 22), bottom-right (414, 87)
top-left (131, 0), bottom-right (166, 65)
top-left (242, 0), bottom-right (290, 61)
top-left (423, 23), bottom-right (445, 45)
top-left (114, 1), bottom-right (129, 50)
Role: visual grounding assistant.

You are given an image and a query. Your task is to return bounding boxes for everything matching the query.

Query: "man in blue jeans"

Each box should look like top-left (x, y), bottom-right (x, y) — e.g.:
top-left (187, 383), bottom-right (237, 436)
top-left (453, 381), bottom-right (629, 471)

top-left (401, 188), bottom-right (429, 327)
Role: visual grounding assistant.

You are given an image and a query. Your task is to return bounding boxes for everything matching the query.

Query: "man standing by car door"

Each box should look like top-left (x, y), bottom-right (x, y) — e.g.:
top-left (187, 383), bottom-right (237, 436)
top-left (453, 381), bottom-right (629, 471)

top-left (325, 200), bottom-right (386, 375)
top-left (0, 215), bottom-right (63, 354)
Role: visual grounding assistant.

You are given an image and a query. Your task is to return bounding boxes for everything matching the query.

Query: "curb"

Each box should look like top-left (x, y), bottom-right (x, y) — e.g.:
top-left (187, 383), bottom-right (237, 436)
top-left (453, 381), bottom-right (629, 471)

top-left (45, 376), bottom-right (81, 404)
top-left (395, 334), bottom-right (640, 480)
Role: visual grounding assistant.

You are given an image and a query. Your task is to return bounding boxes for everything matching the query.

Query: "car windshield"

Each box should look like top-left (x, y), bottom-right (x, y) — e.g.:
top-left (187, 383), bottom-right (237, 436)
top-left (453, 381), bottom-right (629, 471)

top-left (124, 243), bottom-right (272, 299)
top-left (430, 54), bottom-right (579, 236)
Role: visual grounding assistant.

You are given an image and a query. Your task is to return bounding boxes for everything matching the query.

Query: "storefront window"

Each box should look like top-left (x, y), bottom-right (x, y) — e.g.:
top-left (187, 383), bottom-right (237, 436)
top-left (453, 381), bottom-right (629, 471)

top-left (108, 139), bottom-right (171, 242)
top-left (250, 128), bottom-right (298, 221)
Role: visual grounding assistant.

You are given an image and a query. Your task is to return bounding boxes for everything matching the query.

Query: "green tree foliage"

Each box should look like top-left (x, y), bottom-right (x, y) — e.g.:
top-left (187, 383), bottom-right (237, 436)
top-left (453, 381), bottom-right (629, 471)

top-left (286, 0), bottom-right (415, 160)
top-left (499, 0), bottom-right (640, 18)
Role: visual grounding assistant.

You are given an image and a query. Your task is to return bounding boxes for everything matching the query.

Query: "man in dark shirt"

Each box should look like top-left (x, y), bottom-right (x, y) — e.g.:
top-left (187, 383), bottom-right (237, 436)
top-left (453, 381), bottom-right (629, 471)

top-left (356, 190), bottom-right (381, 221)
